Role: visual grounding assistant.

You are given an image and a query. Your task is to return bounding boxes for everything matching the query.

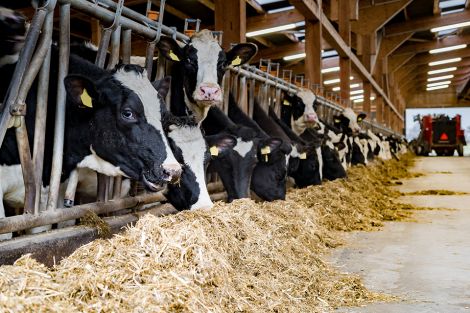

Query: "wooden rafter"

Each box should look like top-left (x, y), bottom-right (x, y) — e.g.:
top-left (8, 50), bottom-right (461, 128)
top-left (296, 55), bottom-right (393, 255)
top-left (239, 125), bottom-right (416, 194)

top-left (247, 9), bottom-right (303, 33)
top-left (246, 0), bottom-right (266, 14)
top-left (394, 33), bottom-right (470, 55)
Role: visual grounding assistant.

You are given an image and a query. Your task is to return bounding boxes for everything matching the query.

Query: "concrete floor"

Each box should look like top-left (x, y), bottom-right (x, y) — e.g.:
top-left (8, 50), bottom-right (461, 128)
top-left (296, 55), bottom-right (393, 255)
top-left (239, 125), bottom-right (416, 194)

top-left (333, 157), bottom-right (470, 313)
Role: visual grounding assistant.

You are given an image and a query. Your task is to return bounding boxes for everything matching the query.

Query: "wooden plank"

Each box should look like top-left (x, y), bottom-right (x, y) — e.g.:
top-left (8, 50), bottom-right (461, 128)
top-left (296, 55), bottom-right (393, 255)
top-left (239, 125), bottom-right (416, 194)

top-left (246, 9), bottom-right (304, 33)
top-left (339, 0), bottom-right (351, 105)
top-left (215, 0), bottom-right (246, 49)
top-left (246, 0), bottom-right (265, 14)
top-left (385, 10), bottom-right (470, 37)
top-left (198, 0), bottom-right (215, 10)
top-left (305, 20), bottom-right (322, 86)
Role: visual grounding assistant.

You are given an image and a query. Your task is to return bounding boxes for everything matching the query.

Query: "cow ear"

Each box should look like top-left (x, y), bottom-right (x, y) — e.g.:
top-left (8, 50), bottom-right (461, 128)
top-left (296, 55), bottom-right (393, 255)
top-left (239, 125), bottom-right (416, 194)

top-left (157, 36), bottom-right (184, 62)
top-left (357, 113), bottom-right (367, 122)
top-left (225, 43), bottom-right (258, 67)
top-left (206, 134), bottom-right (237, 156)
top-left (152, 76), bottom-right (171, 99)
top-left (64, 75), bottom-right (98, 109)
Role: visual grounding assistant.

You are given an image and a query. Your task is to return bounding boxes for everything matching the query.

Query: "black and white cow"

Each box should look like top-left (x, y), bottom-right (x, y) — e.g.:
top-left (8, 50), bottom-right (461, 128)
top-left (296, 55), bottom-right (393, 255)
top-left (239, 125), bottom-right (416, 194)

top-left (202, 106), bottom-right (259, 202)
top-left (0, 39), bottom-right (181, 239)
top-left (157, 30), bottom-right (257, 123)
top-left (281, 88), bottom-right (320, 136)
top-left (333, 108), bottom-right (367, 166)
top-left (228, 95), bottom-right (292, 201)
top-left (0, 6), bottom-right (25, 68)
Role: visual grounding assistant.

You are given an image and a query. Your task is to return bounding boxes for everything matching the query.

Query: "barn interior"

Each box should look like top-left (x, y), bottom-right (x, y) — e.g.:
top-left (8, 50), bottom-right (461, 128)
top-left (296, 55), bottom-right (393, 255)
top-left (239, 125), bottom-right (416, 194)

top-left (1, 0), bottom-right (470, 312)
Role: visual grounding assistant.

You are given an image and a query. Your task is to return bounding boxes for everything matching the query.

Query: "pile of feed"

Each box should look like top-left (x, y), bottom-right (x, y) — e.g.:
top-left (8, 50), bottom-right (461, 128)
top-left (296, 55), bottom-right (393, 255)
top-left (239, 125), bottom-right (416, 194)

top-left (0, 155), bottom-right (419, 312)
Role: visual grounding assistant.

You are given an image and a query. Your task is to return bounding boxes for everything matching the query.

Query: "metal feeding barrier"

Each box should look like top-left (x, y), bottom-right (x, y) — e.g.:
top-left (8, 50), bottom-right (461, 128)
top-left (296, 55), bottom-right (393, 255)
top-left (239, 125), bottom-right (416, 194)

top-left (0, 0), bottom-right (399, 237)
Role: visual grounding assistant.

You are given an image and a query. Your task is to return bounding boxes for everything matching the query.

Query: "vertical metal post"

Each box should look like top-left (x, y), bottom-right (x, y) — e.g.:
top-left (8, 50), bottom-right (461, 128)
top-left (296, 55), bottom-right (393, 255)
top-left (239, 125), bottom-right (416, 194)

top-left (15, 120), bottom-right (36, 214)
top-left (46, 3), bottom-right (70, 211)
top-left (121, 28), bottom-right (131, 64)
top-left (106, 25), bottom-right (121, 70)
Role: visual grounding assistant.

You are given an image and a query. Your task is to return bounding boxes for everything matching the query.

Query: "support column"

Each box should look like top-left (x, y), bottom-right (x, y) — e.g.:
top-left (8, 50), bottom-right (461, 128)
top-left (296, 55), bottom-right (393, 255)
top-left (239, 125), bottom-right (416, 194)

top-left (215, 0), bottom-right (246, 49)
top-left (305, 20), bottom-right (322, 87)
top-left (376, 96), bottom-right (383, 124)
top-left (339, 0), bottom-right (351, 106)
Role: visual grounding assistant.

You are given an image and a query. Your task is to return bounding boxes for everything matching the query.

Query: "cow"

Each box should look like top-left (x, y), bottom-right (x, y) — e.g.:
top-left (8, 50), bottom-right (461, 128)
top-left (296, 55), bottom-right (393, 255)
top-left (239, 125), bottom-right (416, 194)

top-left (202, 106), bottom-right (259, 202)
top-left (252, 100), bottom-right (322, 188)
top-left (333, 108), bottom-right (367, 166)
top-left (0, 6), bottom-right (26, 68)
top-left (227, 95), bottom-right (291, 201)
top-left (281, 88), bottom-right (320, 136)
top-left (0, 42), bottom-right (181, 239)
top-left (157, 30), bottom-right (257, 123)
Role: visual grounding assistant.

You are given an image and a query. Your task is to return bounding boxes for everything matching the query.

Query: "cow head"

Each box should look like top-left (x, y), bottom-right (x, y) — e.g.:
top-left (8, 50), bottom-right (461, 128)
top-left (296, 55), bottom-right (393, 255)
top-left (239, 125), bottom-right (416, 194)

top-left (0, 6), bottom-right (26, 67)
top-left (157, 30), bottom-right (257, 122)
top-left (334, 108), bottom-right (366, 135)
top-left (251, 138), bottom-right (291, 201)
top-left (207, 125), bottom-right (259, 202)
top-left (165, 121), bottom-right (236, 210)
top-left (282, 88), bottom-right (320, 136)
top-left (64, 68), bottom-right (182, 191)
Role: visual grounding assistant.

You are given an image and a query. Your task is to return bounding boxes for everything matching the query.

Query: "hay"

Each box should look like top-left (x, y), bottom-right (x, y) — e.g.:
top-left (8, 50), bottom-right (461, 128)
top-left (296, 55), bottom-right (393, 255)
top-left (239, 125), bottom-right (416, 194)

top-left (80, 210), bottom-right (112, 238)
top-left (0, 155), bottom-right (420, 312)
top-left (404, 189), bottom-right (468, 196)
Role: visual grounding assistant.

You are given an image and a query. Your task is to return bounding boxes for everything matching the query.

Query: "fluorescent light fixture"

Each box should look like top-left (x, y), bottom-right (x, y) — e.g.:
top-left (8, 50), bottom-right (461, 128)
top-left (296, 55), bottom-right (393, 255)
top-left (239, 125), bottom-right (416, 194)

top-left (429, 44), bottom-right (466, 54)
top-left (350, 89), bottom-right (364, 95)
top-left (439, 0), bottom-right (466, 9)
top-left (324, 78), bottom-right (340, 85)
top-left (332, 83), bottom-right (361, 91)
top-left (350, 76), bottom-right (354, 80)
top-left (441, 8), bottom-right (465, 15)
top-left (427, 85), bottom-right (449, 91)
top-left (321, 66), bottom-right (340, 73)
top-left (431, 21), bottom-right (470, 32)
top-left (427, 80), bottom-right (451, 87)
top-left (247, 23), bottom-right (296, 37)
top-left (428, 67), bottom-right (457, 75)
top-left (332, 86), bottom-right (340, 91)
top-left (429, 57), bottom-right (462, 66)
top-left (283, 52), bottom-right (306, 61)
top-left (370, 96), bottom-right (376, 100)
top-left (322, 50), bottom-right (338, 58)
top-left (257, 0), bottom-right (283, 4)
top-left (267, 5), bottom-right (295, 14)
top-left (350, 95), bottom-right (364, 100)
top-left (427, 74), bottom-right (454, 81)
top-left (354, 99), bottom-right (364, 103)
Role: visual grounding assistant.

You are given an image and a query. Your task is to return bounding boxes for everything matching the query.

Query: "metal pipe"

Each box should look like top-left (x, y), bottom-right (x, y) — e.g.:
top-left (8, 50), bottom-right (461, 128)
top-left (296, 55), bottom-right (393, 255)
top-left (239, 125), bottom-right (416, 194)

top-left (0, 192), bottom-right (166, 234)
top-left (121, 28), bottom-right (131, 64)
top-left (15, 119), bottom-right (36, 214)
top-left (46, 3), bottom-right (71, 211)
top-left (95, 27), bottom-right (111, 68)
top-left (106, 25), bottom-right (121, 70)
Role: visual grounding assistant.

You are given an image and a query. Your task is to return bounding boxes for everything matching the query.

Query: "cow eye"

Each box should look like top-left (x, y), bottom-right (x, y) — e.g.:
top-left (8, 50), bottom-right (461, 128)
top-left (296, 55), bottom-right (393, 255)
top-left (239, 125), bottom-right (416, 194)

top-left (121, 109), bottom-right (135, 120)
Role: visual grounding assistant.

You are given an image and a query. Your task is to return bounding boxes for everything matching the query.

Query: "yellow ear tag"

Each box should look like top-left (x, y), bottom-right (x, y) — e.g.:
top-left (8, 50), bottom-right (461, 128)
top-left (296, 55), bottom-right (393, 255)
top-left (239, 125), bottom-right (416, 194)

top-left (210, 146), bottom-right (219, 157)
top-left (357, 117), bottom-right (363, 122)
top-left (80, 88), bottom-right (93, 108)
top-left (231, 55), bottom-right (242, 66)
top-left (169, 50), bottom-right (180, 62)
top-left (299, 152), bottom-right (307, 159)
top-left (334, 118), bottom-right (341, 123)
top-left (283, 99), bottom-right (291, 106)
top-left (261, 146), bottom-right (271, 155)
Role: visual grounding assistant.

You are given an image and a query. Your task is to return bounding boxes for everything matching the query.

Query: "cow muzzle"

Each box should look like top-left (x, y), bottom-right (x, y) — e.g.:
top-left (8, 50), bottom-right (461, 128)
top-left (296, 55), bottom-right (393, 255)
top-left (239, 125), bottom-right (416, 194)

top-left (162, 163), bottom-right (183, 184)
top-left (304, 113), bottom-right (319, 125)
top-left (194, 83), bottom-right (222, 104)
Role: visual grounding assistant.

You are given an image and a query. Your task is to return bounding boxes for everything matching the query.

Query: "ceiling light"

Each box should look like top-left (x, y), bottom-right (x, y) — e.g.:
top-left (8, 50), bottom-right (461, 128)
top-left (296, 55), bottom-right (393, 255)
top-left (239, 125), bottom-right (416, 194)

top-left (431, 21), bottom-right (470, 33)
top-left (429, 57), bottom-right (462, 66)
top-left (428, 67), bottom-right (457, 75)
top-left (354, 99), bottom-right (364, 103)
top-left (370, 96), bottom-right (376, 100)
top-left (427, 85), bottom-right (449, 91)
top-left (324, 78), bottom-right (340, 85)
top-left (429, 44), bottom-right (467, 54)
top-left (439, 0), bottom-right (466, 9)
top-left (321, 66), bottom-right (340, 73)
top-left (267, 5), bottom-right (295, 14)
top-left (350, 95), bottom-right (364, 100)
top-left (427, 80), bottom-right (451, 87)
top-left (427, 74), bottom-right (454, 81)
top-left (351, 89), bottom-right (364, 95)
top-left (331, 83), bottom-right (360, 91)
top-left (283, 52), bottom-right (306, 61)
top-left (247, 23), bottom-right (297, 37)
top-left (332, 86), bottom-right (340, 91)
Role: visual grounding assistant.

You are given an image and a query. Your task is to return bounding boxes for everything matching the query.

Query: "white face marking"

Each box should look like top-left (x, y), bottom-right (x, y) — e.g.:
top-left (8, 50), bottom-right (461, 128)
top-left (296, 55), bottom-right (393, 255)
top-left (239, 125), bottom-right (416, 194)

top-left (78, 147), bottom-right (127, 177)
top-left (342, 108), bottom-right (361, 133)
top-left (167, 125), bottom-right (213, 210)
top-left (291, 88), bottom-right (319, 135)
top-left (0, 54), bottom-right (19, 68)
top-left (113, 68), bottom-right (180, 170)
top-left (233, 138), bottom-right (254, 157)
top-left (190, 30), bottom-right (223, 105)
top-left (316, 146), bottom-right (323, 180)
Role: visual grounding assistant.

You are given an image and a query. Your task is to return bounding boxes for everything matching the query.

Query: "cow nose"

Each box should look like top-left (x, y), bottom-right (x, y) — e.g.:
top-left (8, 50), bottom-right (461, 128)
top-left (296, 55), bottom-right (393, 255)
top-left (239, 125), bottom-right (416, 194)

top-left (304, 113), bottom-right (319, 123)
top-left (162, 163), bottom-right (182, 184)
top-left (199, 84), bottom-right (221, 100)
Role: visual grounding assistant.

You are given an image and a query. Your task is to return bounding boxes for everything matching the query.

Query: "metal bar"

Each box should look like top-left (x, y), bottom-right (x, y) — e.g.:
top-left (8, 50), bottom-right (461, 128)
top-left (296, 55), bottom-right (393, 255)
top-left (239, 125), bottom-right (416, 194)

top-left (121, 29), bottom-right (132, 64)
top-left (112, 176), bottom-right (123, 199)
top-left (0, 192), bottom-right (167, 234)
top-left (95, 27), bottom-right (111, 68)
top-left (15, 119), bottom-right (36, 214)
top-left (106, 25), bottom-right (121, 70)
top-left (0, 6), bottom-right (49, 147)
top-left (46, 3), bottom-right (71, 211)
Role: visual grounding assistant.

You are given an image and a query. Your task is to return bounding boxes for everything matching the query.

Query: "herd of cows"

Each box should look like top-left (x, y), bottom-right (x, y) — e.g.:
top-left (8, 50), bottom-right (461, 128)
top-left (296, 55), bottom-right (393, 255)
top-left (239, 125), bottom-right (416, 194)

top-left (0, 6), bottom-right (407, 240)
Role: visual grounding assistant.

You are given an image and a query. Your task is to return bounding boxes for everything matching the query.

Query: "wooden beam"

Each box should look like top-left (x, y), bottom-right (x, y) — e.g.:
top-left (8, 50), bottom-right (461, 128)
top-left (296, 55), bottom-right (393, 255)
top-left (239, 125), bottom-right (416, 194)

top-left (374, 33), bottom-right (413, 74)
top-left (215, 0), bottom-right (246, 49)
top-left (249, 36), bottom-right (273, 48)
top-left (401, 47), bottom-right (470, 67)
top-left (339, 0), bottom-right (351, 105)
top-left (350, 0), bottom-right (412, 34)
top-left (388, 53), bottom-right (415, 73)
top-left (246, 0), bottom-right (265, 14)
top-left (254, 42), bottom-right (305, 62)
top-left (394, 33), bottom-right (470, 55)
top-left (433, 0), bottom-right (441, 15)
top-left (385, 9), bottom-right (470, 37)
top-left (246, 9), bottom-right (304, 33)
top-left (305, 20), bottom-right (322, 86)
top-left (198, 0), bottom-right (215, 10)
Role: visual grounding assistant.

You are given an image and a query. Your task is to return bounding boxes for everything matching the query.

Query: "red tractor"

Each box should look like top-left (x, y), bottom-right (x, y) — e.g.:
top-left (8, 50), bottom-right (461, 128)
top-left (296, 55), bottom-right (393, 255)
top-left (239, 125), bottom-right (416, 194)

top-left (414, 114), bottom-right (466, 156)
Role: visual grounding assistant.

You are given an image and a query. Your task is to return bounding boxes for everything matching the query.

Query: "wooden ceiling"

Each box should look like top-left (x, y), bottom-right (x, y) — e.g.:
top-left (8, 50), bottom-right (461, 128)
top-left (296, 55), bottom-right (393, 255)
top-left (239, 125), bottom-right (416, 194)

top-left (11, 0), bottom-right (470, 109)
